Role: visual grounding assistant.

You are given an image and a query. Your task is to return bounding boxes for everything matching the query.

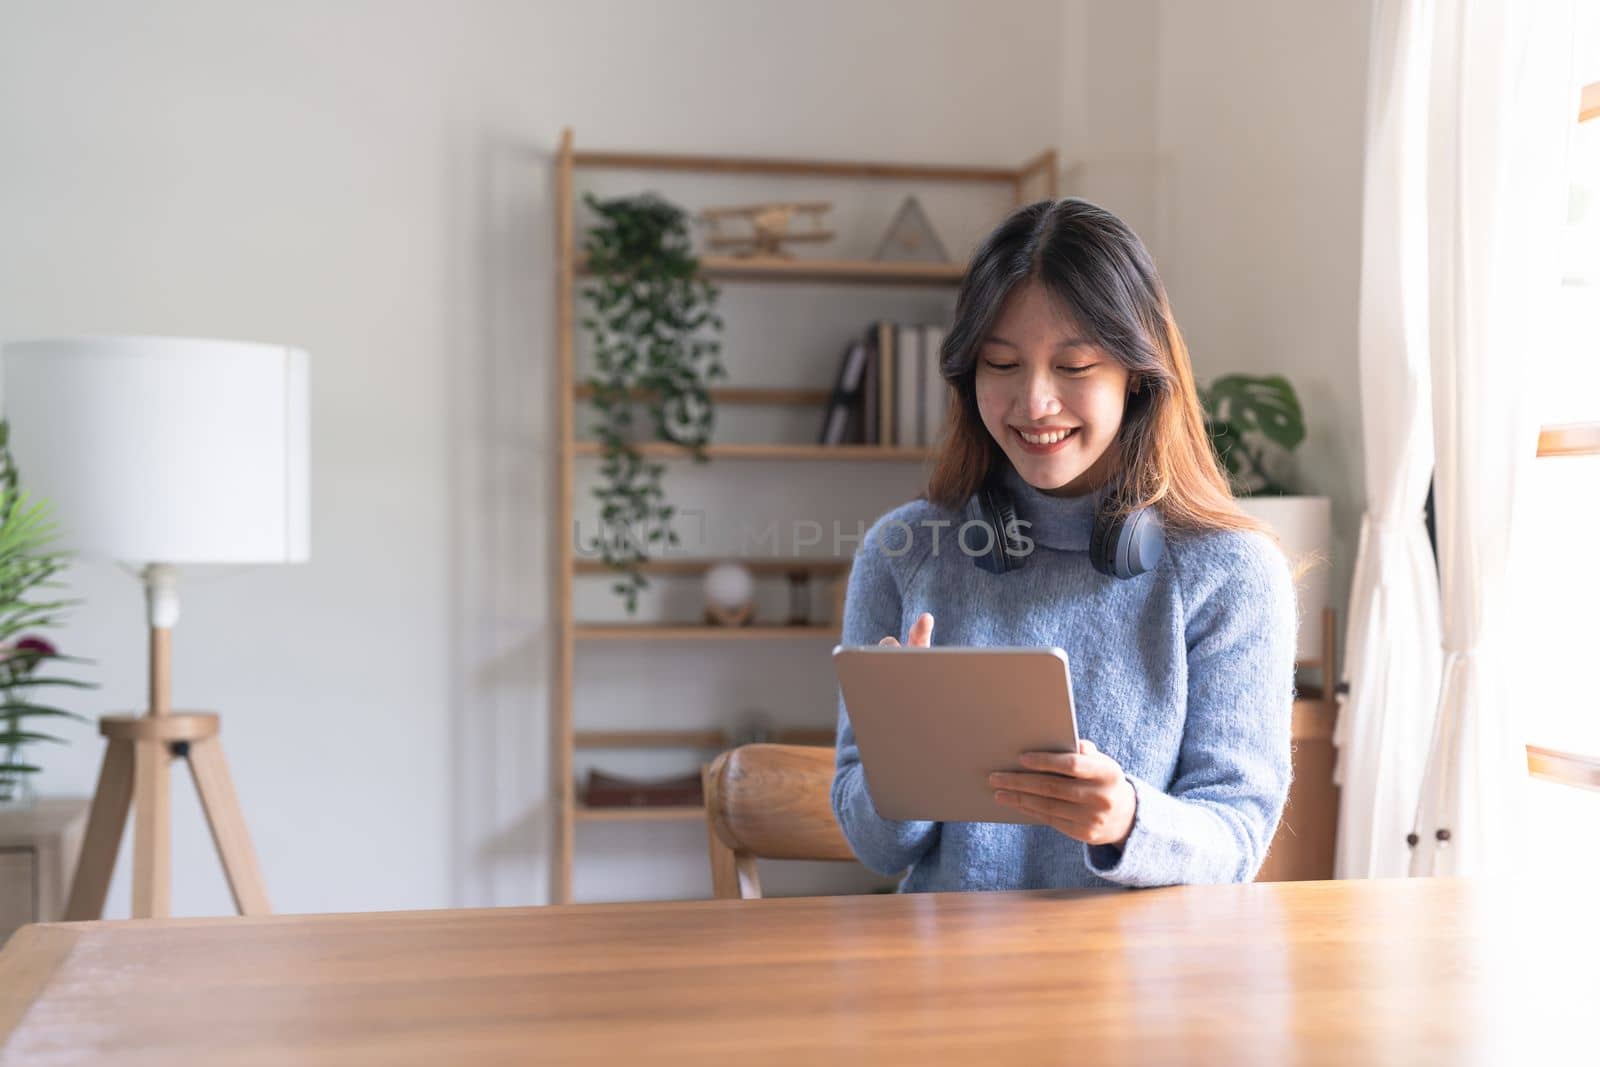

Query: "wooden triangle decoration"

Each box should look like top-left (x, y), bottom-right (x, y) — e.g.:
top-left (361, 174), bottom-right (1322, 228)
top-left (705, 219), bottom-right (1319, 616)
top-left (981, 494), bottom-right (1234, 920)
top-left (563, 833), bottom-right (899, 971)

top-left (872, 195), bottom-right (950, 263)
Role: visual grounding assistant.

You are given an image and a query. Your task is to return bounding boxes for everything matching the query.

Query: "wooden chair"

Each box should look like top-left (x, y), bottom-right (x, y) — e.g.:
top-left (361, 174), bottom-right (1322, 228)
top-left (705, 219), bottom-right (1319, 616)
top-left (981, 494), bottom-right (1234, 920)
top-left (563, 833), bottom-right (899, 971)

top-left (701, 744), bottom-right (857, 899)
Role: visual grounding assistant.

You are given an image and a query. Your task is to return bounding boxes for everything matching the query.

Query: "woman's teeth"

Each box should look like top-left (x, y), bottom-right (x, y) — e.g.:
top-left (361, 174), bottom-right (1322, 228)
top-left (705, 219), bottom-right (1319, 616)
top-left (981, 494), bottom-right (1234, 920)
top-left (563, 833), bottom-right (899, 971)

top-left (1017, 428), bottom-right (1072, 445)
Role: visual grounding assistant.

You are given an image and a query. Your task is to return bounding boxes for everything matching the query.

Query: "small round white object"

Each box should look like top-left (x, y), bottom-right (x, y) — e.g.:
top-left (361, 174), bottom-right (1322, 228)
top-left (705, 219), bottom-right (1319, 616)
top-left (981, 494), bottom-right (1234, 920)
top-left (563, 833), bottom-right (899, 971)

top-left (703, 562), bottom-right (755, 611)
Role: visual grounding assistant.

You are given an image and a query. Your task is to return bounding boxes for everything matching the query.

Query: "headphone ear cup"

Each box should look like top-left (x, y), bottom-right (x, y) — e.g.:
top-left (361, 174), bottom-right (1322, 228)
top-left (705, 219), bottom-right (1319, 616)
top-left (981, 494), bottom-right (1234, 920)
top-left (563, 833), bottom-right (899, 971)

top-left (1123, 507), bottom-right (1166, 577)
top-left (1089, 508), bottom-right (1117, 577)
top-left (1092, 504), bottom-right (1166, 579)
top-left (969, 483), bottom-right (1022, 574)
top-left (992, 489), bottom-right (1023, 572)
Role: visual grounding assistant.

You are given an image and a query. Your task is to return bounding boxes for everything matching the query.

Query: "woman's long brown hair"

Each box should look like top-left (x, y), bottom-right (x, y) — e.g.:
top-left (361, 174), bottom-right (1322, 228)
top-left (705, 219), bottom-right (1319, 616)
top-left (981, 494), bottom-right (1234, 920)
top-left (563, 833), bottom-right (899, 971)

top-left (926, 198), bottom-right (1273, 544)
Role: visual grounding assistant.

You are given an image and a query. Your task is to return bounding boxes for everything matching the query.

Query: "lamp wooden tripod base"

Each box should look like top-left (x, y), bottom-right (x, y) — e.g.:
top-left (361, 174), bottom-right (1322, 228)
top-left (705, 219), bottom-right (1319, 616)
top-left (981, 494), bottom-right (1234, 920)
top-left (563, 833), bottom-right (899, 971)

top-left (64, 571), bottom-right (270, 921)
top-left (64, 708), bottom-right (269, 920)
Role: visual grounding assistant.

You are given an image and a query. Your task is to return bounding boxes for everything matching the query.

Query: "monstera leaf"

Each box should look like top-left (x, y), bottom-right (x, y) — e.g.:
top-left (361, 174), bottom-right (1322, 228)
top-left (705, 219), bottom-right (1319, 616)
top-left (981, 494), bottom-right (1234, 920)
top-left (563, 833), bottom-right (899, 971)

top-left (1204, 375), bottom-right (1305, 451)
top-left (1200, 374), bottom-right (1306, 496)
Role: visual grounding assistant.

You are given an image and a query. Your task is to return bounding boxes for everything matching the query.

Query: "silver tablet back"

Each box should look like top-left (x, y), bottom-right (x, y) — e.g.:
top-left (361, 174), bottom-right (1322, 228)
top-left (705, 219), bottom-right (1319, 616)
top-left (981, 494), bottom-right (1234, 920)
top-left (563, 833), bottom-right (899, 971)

top-left (831, 645), bottom-right (1080, 824)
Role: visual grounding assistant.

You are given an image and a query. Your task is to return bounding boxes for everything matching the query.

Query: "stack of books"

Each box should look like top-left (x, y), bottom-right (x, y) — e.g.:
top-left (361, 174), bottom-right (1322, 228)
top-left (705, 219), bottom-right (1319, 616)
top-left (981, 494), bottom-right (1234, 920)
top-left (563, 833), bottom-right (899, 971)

top-left (818, 320), bottom-right (951, 447)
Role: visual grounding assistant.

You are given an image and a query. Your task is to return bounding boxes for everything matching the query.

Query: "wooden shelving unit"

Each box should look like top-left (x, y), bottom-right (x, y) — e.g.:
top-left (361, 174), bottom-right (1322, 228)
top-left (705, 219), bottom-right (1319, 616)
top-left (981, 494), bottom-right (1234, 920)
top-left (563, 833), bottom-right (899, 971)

top-left (578, 255), bottom-right (966, 286)
top-left (573, 806), bottom-right (705, 824)
top-left (573, 558), bottom-right (850, 578)
top-left (574, 727), bottom-right (835, 750)
top-left (571, 441), bottom-right (934, 461)
top-left (552, 127), bottom-right (1057, 904)
top-left (574, 624), bottom-right (837, 642)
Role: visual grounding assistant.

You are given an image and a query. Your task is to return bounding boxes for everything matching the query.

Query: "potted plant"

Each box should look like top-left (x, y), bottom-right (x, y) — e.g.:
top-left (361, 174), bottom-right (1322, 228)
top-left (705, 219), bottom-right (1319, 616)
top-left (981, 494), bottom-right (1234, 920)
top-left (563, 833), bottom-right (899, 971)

top-left (580, 192), bottom-right (727, 613)
top-left (0, 420), bottom-right (90, 808)
top-left (1201, 375), bottom-right (1332, 664)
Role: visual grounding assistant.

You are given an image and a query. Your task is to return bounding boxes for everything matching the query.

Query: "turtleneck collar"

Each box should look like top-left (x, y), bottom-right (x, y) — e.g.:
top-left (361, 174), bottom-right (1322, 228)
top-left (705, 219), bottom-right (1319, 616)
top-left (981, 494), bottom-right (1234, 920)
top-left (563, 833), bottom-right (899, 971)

top-left (998, 463), bottom-right (1107, 551)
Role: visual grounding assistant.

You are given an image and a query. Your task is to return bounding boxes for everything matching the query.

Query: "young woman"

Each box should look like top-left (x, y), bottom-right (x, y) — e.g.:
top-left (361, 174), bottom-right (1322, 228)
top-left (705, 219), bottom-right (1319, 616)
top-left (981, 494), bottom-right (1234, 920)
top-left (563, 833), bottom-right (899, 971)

top-left (832, 198), bottom-right (1297, 890)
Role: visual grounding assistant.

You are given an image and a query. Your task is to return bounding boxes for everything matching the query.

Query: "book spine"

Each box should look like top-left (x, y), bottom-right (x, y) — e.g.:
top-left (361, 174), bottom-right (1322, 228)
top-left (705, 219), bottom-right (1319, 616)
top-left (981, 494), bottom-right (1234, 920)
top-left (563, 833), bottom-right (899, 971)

top-left (818, 340), bottom-right (868, 445)
top-left (895, 323), bottom-right (922, 447)
top-left (921, 323), bottom-right (949, 447)
top-left (877, 320), bottom-right (895, 446)
top-left (862, 327), bottom-right (880, 444)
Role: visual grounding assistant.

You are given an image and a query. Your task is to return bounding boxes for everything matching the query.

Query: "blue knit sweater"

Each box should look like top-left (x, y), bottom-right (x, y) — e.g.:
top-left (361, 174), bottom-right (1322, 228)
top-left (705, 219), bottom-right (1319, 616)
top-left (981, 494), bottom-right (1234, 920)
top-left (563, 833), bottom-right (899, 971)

top-left (831, 464), bottom-right (1298, 890)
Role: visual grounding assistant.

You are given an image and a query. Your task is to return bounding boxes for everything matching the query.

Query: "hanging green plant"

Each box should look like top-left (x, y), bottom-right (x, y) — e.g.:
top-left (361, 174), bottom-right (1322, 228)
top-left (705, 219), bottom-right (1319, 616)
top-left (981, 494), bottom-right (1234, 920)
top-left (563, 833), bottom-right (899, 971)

top-left (580, 191), bottom-right (726, 613)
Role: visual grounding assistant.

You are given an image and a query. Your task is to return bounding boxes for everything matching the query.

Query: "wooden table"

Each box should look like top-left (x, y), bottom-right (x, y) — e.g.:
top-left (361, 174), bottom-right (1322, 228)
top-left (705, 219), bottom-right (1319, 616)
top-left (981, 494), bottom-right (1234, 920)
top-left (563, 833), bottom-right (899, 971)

top-left (0, 878), bottom-right (1592, 1065)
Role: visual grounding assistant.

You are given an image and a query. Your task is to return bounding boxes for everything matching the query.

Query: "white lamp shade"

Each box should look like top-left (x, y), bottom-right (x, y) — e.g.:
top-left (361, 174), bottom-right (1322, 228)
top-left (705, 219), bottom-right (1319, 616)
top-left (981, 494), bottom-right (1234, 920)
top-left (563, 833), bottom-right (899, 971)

top-left (1, 336), bottom-right (310, 565)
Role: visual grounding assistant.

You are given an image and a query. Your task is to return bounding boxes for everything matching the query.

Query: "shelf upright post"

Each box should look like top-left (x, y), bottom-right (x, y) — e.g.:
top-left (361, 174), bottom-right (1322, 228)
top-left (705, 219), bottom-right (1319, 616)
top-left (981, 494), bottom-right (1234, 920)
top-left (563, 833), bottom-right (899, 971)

top-left (554, 127), bottom-right (577, 905)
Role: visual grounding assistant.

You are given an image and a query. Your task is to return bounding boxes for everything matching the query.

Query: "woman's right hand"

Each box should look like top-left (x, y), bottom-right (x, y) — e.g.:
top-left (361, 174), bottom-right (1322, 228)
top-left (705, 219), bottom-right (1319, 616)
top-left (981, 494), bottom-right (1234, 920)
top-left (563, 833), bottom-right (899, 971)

top-left (879, 612), bottom-right (934, 648)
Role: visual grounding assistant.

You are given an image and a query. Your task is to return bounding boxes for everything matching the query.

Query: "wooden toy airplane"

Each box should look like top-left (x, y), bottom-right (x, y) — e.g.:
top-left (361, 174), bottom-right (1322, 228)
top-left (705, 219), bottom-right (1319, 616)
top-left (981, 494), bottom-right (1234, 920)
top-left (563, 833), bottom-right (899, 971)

top-left (699, 201), bottom-right (835, 258)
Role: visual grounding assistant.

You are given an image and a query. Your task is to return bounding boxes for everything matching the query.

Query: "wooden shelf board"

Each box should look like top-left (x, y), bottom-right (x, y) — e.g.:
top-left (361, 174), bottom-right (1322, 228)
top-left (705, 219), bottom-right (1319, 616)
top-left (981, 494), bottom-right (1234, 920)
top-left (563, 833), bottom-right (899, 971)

top-left (574, 385), bottom-right (831, 407)
top-left (577, 254), bottom-right (964, 286)
top-left (574, 805), bottom-right (704, 824)
top-left (575, 624), bottom-right (837, 641)
top-left (572, 441), bottom-right (932, 461)
top-left (570, 148), bottom-right (1021, 184)
top-left (574, 727), bottom-right (835, 750)
top-left (576, 730), bottom-right (726, 750)
top-left (574, 557), bottom-right (850, 578)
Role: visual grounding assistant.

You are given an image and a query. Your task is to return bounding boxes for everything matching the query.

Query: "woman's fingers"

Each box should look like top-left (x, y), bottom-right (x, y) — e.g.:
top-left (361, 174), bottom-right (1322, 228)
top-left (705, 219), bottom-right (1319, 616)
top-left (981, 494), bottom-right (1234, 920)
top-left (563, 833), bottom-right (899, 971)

top-left (1018, 746), bottom-right (1117, 782)
top-left (880, 612), bottom-right (934, 648)
top-left (993, 791), bottom-right (1092, 834)
top-left (987, 771), bottom-right (1104, 807)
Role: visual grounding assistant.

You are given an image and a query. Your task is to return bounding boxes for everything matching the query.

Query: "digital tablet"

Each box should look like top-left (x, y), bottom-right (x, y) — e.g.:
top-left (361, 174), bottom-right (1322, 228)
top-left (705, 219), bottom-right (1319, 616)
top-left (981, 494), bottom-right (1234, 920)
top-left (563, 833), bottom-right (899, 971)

top-left (831, 645), bottom-right (1080, 824)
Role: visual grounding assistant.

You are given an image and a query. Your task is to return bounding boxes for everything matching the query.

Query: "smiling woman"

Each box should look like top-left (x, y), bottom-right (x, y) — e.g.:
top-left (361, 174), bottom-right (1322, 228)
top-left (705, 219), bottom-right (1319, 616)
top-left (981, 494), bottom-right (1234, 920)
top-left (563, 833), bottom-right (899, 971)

top-left (831, 197), bottom-right (1301, 894)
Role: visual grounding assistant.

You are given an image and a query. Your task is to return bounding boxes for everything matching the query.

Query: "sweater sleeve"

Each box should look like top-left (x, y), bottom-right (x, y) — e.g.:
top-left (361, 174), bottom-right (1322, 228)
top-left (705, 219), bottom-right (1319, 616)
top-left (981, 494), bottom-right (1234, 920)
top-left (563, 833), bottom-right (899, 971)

top-left (1086, 532), bottom-right (1297, 887)
top-left (830, 511), bottom-right (942, 877)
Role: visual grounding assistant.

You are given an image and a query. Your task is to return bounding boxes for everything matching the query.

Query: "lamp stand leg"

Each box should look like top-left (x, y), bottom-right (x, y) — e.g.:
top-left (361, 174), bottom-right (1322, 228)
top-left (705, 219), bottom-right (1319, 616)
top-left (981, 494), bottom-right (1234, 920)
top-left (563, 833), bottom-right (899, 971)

top-left (62, 713), bottom-right (270, 920)
top-left (63, 739), bottom-right (136, 921)
top-left (64, 575), bottom-right (271, 921)
top-left (131, 738), bottom-right (173, 919)
top-left (188, 734), bottom-right (270, 915)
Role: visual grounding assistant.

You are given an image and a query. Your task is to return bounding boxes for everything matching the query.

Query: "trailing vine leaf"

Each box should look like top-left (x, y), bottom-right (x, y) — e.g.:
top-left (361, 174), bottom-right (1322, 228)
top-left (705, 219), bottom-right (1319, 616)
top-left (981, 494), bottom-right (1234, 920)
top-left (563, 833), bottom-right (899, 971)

top-left (579, 192), bottom-right (726, 613)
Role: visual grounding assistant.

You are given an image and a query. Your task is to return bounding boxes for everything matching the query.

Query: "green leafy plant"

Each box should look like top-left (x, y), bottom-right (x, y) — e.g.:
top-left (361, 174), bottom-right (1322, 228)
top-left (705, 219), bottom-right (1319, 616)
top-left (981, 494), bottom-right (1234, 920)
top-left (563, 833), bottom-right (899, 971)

top-left (1200, 374), bottom-right (1306, 497)
top-left (580, 191), bottom-right (727, 612)
top-left (0, 420), bottom-right (91, 803)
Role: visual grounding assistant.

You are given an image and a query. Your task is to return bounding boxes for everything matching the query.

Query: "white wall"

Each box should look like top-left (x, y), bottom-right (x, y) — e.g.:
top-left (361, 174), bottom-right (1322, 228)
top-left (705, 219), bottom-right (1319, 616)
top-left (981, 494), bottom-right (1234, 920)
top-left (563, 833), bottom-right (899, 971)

top-left (0, 0), bottom-right (1070, 912)
top-left (0, 0), bottom-right (1371, 913)
top-left (1152, 0), bottom-right (1372, 626)
top-left (1062, 0), bottom-right (1371, 632)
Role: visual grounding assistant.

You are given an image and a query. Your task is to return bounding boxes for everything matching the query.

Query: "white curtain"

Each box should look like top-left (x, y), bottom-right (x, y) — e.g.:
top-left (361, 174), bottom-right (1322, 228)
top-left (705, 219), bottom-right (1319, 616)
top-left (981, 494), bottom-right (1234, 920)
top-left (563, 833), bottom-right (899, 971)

top-left (1409, 0), bottom-right (1577, 876)
top-left (1334, 0), bottom-right (1444, 880)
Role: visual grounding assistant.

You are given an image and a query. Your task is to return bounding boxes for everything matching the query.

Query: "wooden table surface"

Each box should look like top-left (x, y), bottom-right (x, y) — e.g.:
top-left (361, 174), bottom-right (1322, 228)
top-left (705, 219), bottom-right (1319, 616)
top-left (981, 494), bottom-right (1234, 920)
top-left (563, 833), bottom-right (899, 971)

top-left (0, 878), bottom-right (1593, 1065)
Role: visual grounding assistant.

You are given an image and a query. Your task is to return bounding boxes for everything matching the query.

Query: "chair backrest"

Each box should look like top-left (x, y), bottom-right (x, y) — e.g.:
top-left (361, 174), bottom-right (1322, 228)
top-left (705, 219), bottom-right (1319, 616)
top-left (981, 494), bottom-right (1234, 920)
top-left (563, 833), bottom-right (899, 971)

top-left (701, 744), bottom-right (856, 899)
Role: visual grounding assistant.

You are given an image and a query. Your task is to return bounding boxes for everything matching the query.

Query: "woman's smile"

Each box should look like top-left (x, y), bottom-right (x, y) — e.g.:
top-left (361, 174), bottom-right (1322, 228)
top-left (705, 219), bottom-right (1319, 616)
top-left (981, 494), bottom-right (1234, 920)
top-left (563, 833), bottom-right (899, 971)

top-left (1010, 425), bottom-right (1079, 455)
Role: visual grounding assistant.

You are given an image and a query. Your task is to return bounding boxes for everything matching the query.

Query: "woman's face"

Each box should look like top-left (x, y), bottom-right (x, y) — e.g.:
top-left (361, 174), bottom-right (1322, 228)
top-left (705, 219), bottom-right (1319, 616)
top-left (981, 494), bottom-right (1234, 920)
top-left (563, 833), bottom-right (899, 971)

top-left (974, 280), bottom-right (1131, 497)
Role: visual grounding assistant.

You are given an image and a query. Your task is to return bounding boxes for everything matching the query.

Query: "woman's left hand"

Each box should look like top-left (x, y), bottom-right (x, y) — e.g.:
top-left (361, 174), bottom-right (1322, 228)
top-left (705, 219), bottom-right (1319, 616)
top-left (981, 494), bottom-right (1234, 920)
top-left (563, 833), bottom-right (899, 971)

top-left (988, 740), bottom-right (1137, 847)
